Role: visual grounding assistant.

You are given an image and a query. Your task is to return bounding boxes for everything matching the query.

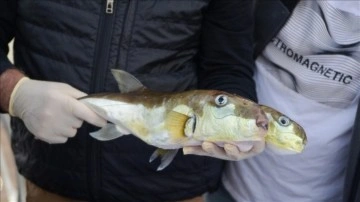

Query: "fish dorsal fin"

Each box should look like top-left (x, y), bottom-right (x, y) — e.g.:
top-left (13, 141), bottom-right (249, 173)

top-left (111, 69), bottom-right (145, 93)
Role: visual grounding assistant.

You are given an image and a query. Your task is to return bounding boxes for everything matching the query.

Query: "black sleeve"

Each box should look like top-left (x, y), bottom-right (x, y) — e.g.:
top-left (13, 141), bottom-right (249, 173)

top-left (198, 0), bottom-right (257, 102)
top-left (0, 0), bottom-right (17, 74)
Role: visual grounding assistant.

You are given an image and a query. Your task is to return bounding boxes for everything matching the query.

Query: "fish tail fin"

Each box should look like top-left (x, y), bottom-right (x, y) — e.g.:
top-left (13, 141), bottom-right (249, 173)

top-left (149, 149), bottom-right (179, 171)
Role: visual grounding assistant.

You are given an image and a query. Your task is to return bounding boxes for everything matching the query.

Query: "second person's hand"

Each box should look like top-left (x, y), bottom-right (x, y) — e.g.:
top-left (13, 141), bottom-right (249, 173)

top-left (183, 140), bottom-right (265, 161)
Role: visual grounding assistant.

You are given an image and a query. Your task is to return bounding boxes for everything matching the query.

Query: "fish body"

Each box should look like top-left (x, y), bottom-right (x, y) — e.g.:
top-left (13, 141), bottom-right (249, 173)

top-left (82, 89), bottom-right (267, 149)
top-left (80, 69), bottom-right (307, 170)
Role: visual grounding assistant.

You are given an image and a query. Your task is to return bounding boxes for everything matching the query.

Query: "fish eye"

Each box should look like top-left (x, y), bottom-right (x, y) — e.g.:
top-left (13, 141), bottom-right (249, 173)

top-left (278, 116), bottom-right (291, 126)
top-left (215, 95), bottom-right (228, 107)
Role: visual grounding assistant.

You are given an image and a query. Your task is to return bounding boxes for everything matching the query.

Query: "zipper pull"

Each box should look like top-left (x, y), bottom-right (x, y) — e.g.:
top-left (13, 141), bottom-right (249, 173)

top-left (106, 0), bottom-right (114, 14)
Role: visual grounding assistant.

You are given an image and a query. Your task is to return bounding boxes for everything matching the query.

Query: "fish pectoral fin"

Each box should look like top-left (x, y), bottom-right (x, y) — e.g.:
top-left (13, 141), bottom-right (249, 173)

top-left (165, 111), bottom-right (190, 139)
top-left (170, 105), bottom-right (196, 137)
top-left (172, 105), bottom-right (193, 116)
top-left (149, 149), bottom-right (179, 171)
top-left (111, 69), bottom-right (145, 93)
top-left (90, 123), bottom-right (130, 141)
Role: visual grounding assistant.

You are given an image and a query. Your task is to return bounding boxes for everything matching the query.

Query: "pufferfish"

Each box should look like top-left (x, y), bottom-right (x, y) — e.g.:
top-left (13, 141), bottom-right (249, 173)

top-left (80, 69), bottom-right (307, 170)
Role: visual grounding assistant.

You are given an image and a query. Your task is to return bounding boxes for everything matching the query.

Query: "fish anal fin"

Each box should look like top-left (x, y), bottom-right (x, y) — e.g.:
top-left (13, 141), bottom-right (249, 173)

top-left (114, 123), bottom-right (132, 135)
top-left (149, 149), bottom-right (179, 171)
top-left (90, 123), bottom-right (130, 141)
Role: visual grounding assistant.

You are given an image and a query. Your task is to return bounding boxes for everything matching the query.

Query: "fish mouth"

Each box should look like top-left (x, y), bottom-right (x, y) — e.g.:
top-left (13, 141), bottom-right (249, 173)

top-left (256, 109), bottom-right (268, 132)
top-left (256, 118), bottom-right (268, 134)
top-left (259, 122), bottom-right (268, 131)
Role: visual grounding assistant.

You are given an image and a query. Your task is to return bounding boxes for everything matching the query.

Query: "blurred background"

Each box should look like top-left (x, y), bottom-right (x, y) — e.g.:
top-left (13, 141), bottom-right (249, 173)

top-left (0, 40), bottom-right (26, 202)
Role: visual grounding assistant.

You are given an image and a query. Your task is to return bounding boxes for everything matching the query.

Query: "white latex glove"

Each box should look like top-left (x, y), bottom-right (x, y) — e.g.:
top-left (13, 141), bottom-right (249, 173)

top-left (183, 140), bottom-right (265, 161)
top-left (9, 77), bottom-right (107, 144)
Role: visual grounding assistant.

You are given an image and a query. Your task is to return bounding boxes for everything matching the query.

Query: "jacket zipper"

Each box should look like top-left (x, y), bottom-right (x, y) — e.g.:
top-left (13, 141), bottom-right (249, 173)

top-left (106, 0), bottom-right (114, 14)
top-left (90, 0), bottom-right (116, 93)
top-left (88, 0), bottom-right (116, 201)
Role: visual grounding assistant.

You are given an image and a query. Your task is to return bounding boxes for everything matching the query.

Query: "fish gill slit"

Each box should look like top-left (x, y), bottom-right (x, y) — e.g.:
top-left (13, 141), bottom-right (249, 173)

top-left (192, 115), bottom-right (197, 133)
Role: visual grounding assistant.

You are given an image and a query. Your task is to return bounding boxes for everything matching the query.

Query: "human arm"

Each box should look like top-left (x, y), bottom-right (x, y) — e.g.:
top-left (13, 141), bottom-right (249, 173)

top-left (0, 2), bottom-right (106, 144)
top-left (0, 1), bottom-right (20, 112)
top-left (197, 0), bottom-right (257, 100)
top-left (0, 69), bottom-right (107, 144)
top-left (183, 0), bottom-right (265, 160)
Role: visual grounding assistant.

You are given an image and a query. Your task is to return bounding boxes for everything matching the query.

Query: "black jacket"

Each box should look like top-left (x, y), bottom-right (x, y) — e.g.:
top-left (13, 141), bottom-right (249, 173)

top-left (344, 101), bottom-right (360, 202)
top-left (254, 1), bottom-right (360, 202)
top-left (0, 0), bottom-right (256, 201)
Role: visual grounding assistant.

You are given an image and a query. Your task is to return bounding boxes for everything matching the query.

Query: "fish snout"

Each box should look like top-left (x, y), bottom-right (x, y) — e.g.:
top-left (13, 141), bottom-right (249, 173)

top-left (255, 107), bottom-right (268, 133)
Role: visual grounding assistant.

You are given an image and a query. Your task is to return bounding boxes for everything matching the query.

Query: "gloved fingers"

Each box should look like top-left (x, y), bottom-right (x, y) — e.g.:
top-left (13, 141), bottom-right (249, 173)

top-left (35, 134), bottom-right (69, 144)
top-left (58, 126), bottom-right (78, 138)
top-left (31, 123), bottom-right (75, 143)
top-left (69, 99), bottom-right (107, 127)
top-left (73, 119), bottom-right (83, 129)
top-left (66, 117), bottom-right (83, 129)
top-left (61, 84), bottom-right (87, 99)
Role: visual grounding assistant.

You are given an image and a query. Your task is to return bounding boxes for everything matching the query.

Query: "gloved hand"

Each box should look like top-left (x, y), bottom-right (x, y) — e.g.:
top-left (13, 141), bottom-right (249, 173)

top-left (9, 77), bottom-right (107, 144)
top-left (183, 140), bottom-right (265, 161)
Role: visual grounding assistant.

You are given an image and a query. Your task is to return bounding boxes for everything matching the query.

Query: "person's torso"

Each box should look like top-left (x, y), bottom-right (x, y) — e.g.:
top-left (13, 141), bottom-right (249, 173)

top-left (11, 1), bottom-right (224, 201)
top-left (260, 0), bottom-right (360, 108)
top-left (224, 1), bottom-right (360, 201)
top-left (14, 0), bottom-right (210, 93)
